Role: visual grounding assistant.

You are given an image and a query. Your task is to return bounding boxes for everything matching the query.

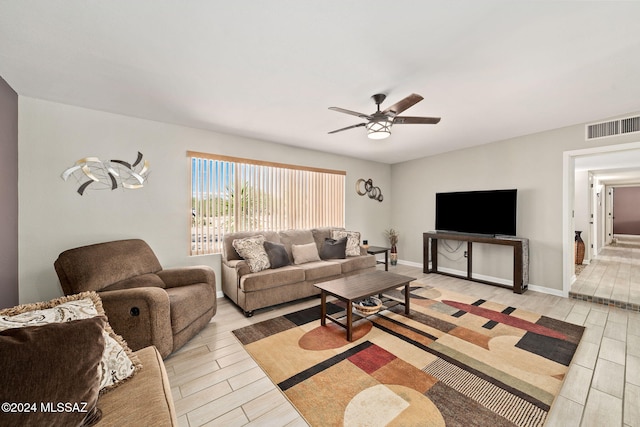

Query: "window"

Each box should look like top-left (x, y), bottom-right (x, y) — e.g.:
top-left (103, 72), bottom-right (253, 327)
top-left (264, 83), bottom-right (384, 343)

top-left (189, 151), bottom-right (346, 255)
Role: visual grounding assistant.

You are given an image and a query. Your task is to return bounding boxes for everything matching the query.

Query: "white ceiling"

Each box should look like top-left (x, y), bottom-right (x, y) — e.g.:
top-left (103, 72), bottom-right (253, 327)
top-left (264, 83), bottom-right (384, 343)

top-left (2, 1), bottom-right (640, 164)
top-left (575, 149), bottom-right (640, 186)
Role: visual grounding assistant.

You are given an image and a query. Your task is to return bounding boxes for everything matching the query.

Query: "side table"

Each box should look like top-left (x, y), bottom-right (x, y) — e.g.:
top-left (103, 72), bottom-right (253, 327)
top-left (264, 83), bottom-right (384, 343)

top-left (366, 246), bottom-right (390, 271)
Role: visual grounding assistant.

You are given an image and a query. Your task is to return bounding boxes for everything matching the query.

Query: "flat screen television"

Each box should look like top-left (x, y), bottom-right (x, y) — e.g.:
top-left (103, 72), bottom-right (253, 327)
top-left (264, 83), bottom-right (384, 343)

top-left (435, 189), bottom-right (517, 236)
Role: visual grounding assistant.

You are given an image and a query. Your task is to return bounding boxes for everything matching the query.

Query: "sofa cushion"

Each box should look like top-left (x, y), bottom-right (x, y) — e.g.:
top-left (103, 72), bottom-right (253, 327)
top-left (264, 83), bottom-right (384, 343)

top-left (233, 235), bottom-right (271, 273)
top-left (166, 283), bottom-right (216, 335)
top-left (331, 230), bottom-right (361, 256)
top-left (96, 346), bottom-right (178, 426)
top-left (0, 317), bottom-right (106, 427)
top-left (279, 229), bottom-right (316, 262)
top-left (0, 292), bottom-right (141, 393)
top-left (330, 254), bottom-right (377, 274)
top-left (263, 241), bottom-right (291, 269)
top-left (295, 260), bottom-right (342, 281)
top-left (240, 266), bottom-right (305, 292)
top-left (319, 237), bottom-right (347, 260)
top-left (292, 242), bottom-right (321, 265)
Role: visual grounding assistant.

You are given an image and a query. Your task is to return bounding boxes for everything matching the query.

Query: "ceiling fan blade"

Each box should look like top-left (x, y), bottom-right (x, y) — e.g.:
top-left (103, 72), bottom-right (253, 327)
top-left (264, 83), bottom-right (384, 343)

top-left (328, 107), bottom-right (372, 119)
top-left (393, 116), bottom-right (441, 125)
top-left (328, 123), bottom-right (366, 134)
top-left (382, 93), bottom-right (424, 116)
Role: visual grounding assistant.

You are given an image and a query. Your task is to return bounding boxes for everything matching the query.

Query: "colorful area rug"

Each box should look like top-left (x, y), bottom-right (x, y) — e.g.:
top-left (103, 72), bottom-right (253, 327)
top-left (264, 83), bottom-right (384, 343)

top-left (232, 285), bottom-right (584, 426)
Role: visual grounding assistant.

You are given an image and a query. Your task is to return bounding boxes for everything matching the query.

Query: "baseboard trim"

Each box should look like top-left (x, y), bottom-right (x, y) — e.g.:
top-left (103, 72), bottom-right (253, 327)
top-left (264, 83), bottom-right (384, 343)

top-left (397, 259), bottom-right (422, 268)
top-left (528, 284), bottom-right (565, 297)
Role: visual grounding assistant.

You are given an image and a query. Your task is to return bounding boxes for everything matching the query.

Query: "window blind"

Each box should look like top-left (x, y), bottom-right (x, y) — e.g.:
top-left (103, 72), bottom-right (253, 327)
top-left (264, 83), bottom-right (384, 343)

top-left (189, 151), bottom-right (345, 255)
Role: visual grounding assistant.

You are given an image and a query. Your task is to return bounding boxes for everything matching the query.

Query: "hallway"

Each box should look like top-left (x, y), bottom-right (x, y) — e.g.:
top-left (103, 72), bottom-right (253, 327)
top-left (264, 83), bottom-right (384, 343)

top-left (571, 235), bottom-right (640, 311)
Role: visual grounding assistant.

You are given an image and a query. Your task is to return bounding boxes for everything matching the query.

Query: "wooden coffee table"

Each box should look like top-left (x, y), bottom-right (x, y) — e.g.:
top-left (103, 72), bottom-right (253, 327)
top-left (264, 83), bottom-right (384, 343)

top-left (314, 270), bottom-right (416, 341)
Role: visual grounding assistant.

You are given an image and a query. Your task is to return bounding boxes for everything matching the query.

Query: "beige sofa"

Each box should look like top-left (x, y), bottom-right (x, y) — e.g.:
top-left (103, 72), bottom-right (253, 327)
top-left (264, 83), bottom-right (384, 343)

top-left (221, 227), bottom-right (376, 316)
top-left (96, 345), bottom-right (177, 426)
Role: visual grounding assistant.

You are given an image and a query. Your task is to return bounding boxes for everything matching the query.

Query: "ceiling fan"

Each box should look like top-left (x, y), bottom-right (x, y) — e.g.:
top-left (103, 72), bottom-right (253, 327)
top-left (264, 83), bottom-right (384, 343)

top-left (328, 93), bottom-right (441, 140)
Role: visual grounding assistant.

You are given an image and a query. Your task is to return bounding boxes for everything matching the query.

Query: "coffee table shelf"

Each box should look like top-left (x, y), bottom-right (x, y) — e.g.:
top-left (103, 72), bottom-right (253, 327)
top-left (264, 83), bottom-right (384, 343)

top-left (329, 295), bottom-right (403, 321)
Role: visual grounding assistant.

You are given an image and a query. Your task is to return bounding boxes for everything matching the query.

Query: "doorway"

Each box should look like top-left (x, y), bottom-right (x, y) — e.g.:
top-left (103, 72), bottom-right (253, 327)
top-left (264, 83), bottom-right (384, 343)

top-left (612, 186), bottom-right (640, 236)
top-left (563, 141), bottom-right (640, 297)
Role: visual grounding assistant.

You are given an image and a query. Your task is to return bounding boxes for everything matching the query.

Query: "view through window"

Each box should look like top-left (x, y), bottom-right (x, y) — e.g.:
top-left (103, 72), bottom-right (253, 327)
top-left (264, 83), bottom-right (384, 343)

top-left (189, 151), bottom-right (346, 254)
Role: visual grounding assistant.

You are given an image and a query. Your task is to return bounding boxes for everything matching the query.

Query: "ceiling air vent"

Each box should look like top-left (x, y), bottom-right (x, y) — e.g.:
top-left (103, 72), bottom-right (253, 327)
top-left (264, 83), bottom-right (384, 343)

top-left (586, 115), bottom-right (640, 140)
top-left (621, 116), bottom-right (640, 134)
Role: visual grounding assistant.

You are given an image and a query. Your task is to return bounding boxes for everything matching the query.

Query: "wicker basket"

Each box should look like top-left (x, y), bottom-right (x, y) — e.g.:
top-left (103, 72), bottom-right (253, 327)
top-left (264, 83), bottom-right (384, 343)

top-left (353, 297), bottom-right (382, 316)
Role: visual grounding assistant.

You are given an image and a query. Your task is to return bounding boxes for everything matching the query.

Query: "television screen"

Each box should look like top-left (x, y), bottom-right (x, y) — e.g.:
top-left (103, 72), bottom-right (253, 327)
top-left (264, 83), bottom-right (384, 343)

top-left (435, 189), bottom-right (517, 236)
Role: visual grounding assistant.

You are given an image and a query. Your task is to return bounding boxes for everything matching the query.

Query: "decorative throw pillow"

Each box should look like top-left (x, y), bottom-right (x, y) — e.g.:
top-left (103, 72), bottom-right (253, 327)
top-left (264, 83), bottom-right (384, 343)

top-left (232, 235), bottom-right (271, 273)
top-left (263, 241), bottom-right (291, 269)
top-left (331, 230), bottom-right (361, 256)
top-left (292, 242), bottom-right (321, 265)
top-left (0, 316), bottom-right (106, 426)
top-left (320, 237), bottom-right (347, 260)
top-left (0, 291), bottom-right (141, 394)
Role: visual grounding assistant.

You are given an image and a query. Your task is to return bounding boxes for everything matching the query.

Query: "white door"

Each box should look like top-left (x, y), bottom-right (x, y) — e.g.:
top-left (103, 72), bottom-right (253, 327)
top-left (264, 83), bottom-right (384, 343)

top-left (605, 186), bottom-right (614, 245)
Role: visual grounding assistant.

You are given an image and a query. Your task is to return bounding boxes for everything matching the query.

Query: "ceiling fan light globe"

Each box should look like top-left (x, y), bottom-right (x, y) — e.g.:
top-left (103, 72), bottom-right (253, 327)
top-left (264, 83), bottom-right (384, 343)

top-left (367, 130), bottom-right (391, 140)
top-left (366, 119), bottom-right (392, 140)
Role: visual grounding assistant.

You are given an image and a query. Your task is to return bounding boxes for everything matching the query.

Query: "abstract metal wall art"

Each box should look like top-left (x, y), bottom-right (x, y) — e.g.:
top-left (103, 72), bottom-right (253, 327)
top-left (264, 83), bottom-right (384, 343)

top-left (62, 151), bottom-right (150, 195)
top-left (355, 178), bottom-right (383, 202)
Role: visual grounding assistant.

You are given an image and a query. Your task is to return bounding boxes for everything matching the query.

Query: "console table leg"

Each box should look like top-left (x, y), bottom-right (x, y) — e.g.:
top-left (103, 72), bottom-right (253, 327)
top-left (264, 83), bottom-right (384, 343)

top-left (514, 245), bottom-right (523, 294)
top-left (430, 238), bottom-right (438, 272)
top-left (467, 242), bottom-right (473, 280)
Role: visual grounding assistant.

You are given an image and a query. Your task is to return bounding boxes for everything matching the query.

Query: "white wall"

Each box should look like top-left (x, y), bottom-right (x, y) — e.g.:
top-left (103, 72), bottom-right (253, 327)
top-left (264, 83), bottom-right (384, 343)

top-left (18, 97), bottom-right (392, 304)
top-left (19, 96), bottom-right (640, 300)
top-left (390, 117), bottom-right (640, 293)
top-left (0, 75), bottom-right (18, 309)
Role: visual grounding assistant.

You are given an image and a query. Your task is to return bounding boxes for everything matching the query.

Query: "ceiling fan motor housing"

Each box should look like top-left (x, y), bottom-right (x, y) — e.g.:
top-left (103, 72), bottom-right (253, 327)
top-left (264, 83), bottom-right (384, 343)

top-left (372, 93), bottom-right (387, 107)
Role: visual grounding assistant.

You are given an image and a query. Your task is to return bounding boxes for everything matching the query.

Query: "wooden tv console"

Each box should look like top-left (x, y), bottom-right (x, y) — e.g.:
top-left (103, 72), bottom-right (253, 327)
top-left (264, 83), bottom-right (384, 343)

top-left (423, 231), bottom-right (529, 294)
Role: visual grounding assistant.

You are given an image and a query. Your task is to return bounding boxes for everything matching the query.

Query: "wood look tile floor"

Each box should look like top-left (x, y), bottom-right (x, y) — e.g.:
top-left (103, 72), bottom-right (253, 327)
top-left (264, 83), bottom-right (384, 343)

top-left (164, 263), bottom-right (640, 427)
top-left (571, 235), bottom-right (640, 310)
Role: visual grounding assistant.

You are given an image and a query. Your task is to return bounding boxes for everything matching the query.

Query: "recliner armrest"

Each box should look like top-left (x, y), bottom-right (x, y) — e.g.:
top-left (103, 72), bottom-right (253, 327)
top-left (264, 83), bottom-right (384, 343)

top-left (157, 265), bottom-right (216, 291)
top-left (99, 287), bottom-right (173, 358)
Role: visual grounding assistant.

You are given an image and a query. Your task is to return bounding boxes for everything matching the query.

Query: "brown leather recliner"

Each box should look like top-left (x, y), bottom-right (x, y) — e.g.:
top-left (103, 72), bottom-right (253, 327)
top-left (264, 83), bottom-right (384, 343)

top-left (54, 239), bottom-right (217, 358)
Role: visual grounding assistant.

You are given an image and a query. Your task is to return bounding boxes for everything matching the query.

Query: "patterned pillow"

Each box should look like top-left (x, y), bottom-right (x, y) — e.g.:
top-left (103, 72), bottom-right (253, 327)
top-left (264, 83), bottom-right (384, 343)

top-left (233, 235), bottom-right (271, 273)
top-left (0, 292), bottom-right (141, 393)
top-left (331, 230), bottom-right (361, 256)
